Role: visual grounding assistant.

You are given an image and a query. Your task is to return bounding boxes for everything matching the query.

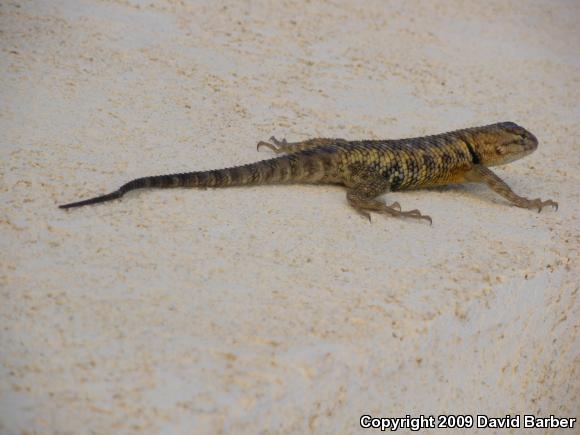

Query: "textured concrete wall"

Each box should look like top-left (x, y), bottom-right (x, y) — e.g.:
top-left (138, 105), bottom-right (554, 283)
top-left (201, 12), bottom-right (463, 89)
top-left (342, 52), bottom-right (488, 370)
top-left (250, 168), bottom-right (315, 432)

top-left (1, 0), bottom-right (578, 433)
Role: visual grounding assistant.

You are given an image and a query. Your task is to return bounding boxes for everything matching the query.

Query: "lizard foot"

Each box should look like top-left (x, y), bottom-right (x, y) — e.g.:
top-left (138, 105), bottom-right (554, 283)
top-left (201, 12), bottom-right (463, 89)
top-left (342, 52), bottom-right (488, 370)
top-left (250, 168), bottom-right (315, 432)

top-left (394, 209), bottom-right (432, 225)
top-left (356, 208), bottom-right (372, 222)
top-left (257, 136), bottom-right (288, 153)
top-left (376, 206), bottom-right (432, 225)
top-left (389, 201), bottom-right (402, 212)
top-left (348, 195), bottom-right (431, 224)
top-left (518, 198), bottom-right (559, 213)
top-left (354, 201), bottom-right (402, 223)
top-left (374, 202), bottom-right (432, 224)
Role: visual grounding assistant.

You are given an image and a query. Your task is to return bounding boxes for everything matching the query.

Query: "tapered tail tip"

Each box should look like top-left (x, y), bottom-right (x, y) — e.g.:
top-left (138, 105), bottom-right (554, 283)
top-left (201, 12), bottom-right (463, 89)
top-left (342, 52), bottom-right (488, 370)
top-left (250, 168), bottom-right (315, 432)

top-left (58, 190), bottom-right (123, 209)
top-left (59, 199), bottom-right (96, 209)
top-left (59, 202), bottom-right (80, 209)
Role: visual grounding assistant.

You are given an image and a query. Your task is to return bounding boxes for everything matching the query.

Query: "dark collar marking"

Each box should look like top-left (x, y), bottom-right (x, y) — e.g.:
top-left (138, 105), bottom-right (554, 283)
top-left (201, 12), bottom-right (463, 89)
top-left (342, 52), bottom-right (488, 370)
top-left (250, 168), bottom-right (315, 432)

top-left (464, 141), bottom-right (481, 164)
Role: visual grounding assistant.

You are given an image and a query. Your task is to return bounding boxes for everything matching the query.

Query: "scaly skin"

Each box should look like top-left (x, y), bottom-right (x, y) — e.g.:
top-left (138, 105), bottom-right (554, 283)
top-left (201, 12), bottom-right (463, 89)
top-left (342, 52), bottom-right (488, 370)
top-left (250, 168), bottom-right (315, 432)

top-left (59, 122), bottom-right (558, 223)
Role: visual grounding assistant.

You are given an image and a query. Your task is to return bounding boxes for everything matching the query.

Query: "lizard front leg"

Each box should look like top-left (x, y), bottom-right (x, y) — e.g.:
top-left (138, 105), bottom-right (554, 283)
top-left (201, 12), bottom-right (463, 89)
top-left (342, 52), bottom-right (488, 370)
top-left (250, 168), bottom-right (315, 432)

top-left (346, 178), bottom-right (432, 224)
top-left (466, 165), bottom-right (558, 212)
top-left (257, 137), bottom-right (347, 154)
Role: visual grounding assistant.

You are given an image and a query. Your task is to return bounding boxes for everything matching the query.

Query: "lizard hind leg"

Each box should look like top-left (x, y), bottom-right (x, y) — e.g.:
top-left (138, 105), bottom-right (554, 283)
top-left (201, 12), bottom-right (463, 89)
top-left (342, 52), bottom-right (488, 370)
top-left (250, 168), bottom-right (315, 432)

top-left (257, 137), bottom-right (347, 154)
top-left (256, 136), bottom-right (291, 154)
top-left (346, 187), bottom-right (432, 225)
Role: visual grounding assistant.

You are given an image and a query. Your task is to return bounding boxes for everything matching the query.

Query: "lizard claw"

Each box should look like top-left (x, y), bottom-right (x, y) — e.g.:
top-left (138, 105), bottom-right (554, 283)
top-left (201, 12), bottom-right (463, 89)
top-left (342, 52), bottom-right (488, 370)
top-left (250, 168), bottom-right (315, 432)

top-left (521, 198), bottom-right (558, 213)
top-left (257, 140), bottom-right (275, 152)
top-left (362, 210), bottom-right (372, 223)
top-left (401, 209), bottom-right (432, 225)
top-left (353, 207), bottom-right (372, 222)
top-left (270, 136), bottom-right (288, 147)
top-left (389, 201), bottom-right (401, 212)
top-left (413, 213), bottom-right (432, 225)
top-left (537, 199), bottom-right (558, 212)
top-left (257, 136), bottom-right (289, 153)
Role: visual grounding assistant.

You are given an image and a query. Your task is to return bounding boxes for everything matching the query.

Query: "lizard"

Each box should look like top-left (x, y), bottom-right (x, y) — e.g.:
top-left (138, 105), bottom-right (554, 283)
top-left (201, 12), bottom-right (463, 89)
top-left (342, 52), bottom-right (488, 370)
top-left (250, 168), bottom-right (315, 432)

top-left (59, 122), bottom-right (558, 224)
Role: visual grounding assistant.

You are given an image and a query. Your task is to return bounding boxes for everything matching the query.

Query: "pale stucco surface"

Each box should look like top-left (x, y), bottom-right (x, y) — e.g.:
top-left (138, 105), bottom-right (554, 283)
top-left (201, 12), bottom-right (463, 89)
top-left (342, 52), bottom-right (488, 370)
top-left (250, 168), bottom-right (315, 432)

top-left (0, 0), bottom-right (578, 433)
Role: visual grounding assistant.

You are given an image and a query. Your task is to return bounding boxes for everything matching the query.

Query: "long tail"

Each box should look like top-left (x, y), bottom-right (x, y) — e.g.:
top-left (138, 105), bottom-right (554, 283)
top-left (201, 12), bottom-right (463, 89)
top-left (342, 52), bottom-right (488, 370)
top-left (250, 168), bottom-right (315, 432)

top-left (59, 152), bottom-right (331, 209)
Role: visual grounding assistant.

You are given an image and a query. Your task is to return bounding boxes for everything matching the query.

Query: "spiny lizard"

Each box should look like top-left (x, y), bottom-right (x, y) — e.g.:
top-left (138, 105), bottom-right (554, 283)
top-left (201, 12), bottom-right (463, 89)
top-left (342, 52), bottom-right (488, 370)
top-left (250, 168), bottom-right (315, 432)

top-left (59, 122), bottom-right (558, 223)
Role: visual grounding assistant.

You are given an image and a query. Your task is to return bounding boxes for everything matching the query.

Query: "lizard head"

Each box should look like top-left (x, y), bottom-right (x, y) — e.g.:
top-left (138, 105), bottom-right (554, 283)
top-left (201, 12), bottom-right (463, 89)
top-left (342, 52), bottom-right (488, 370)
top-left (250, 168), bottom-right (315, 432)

top-left (468, 122), bottom-right (538, 166)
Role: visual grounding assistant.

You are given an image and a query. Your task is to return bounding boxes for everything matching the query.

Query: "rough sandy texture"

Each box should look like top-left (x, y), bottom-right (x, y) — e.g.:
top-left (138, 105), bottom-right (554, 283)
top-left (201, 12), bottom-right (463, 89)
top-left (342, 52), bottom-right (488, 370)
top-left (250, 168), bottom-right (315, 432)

top-left (1, 0), bottom-right (578, 433)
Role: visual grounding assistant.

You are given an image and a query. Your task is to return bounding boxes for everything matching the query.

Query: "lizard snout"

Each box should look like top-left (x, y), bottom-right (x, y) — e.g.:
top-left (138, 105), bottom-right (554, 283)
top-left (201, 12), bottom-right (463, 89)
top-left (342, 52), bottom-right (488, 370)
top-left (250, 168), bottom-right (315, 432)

top-left (522, 130), bottom-right (538, 153)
